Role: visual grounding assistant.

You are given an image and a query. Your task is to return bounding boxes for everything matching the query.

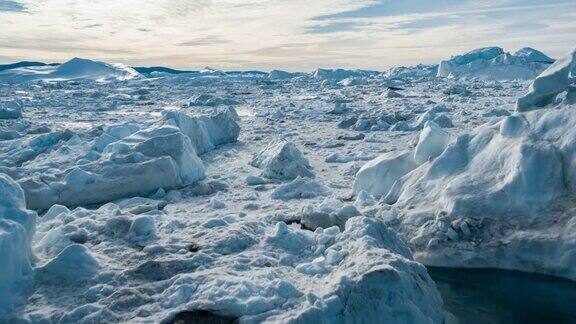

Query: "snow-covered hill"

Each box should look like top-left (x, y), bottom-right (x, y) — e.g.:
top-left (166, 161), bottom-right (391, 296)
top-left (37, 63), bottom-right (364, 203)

top-left (0, 58), bottom-right (141, 83)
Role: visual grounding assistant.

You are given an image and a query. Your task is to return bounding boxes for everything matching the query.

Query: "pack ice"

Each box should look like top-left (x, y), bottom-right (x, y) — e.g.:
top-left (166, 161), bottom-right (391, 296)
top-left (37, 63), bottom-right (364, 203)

top-left (2, 45), bottom-right (572, 322)
top-left (0, 55), bottom-right (449, 323)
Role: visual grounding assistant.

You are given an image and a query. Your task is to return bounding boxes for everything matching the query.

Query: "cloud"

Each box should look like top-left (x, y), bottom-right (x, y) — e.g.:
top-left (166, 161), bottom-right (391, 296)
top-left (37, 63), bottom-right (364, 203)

top-left (0, 0), bottom-right (574, 70)
top-left (178, 36), bottom-right (229, 47)
top-left (0, 0), bottom-right (25, 12)
top-left (306, 22), bottom-right (365, 34)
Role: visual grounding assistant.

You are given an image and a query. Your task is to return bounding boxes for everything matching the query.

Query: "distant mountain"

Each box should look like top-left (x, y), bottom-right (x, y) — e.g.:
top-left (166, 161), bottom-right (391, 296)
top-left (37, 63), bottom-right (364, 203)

top-left (0, 61), bottom-right (59, 73)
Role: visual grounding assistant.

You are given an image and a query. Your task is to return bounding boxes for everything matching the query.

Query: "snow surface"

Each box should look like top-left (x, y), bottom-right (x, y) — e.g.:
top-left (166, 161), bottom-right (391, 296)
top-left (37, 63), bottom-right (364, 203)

top-left (1, 46), bottom-right (574, 322)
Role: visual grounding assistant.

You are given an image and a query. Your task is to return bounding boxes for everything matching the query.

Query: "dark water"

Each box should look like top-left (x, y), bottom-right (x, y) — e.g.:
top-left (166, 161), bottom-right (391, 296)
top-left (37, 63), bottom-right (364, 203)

top-left (427, 267), bottom-right (576, 324)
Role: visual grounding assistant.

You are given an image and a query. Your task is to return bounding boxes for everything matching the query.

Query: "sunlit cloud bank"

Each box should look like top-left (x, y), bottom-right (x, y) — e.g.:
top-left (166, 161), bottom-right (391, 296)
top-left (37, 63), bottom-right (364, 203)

top-left (0, 0), bottom-right (574, 71)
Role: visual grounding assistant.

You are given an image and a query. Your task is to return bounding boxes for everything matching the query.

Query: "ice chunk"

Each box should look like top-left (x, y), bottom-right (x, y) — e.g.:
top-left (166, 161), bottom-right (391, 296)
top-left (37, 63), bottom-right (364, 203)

top-left (353, 151), bottom-right (418, 197)
top-left (251, 140), bottom-right (314, 180)
top-left (0, 219), bottom-right (34, 319)
top-left (41, 205), bottom-right (70, 223)
top-left (187, 94), bottom-right (238, 107)
top-left (271, 177), bottom-right (329, 200)
top-left (513, 47), bottom-right (554, 63)
top-left (301, 201), bottom-right (359, 230)
top-left (266, 217), bottom-right (443, 323)
top-left (21, 125), bottom-right (205, 210)
top-left (516, 48), bottom-right (576, 111)
top-left (0, 174), bottom-right (36, 319)
top-left (163, 108), bottom-right (240, 155)
top-left (328, 101), bottom-right (349, 114)
top-left (40, 244), bottom-right (99, 281)
top-left (414, 121), bottom-right (450, 165)
top-left (312, 68), bottom-right (368, 80)
top-left (0, 100), bottom-right (23, 119)
top-left (127, 216), bottom-right (157, 242)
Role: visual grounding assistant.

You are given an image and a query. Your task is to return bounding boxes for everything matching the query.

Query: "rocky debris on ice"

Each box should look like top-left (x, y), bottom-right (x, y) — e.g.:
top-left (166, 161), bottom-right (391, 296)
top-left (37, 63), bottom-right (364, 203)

top-left (516, 48), bottom-right (576, 111)
top-left (380, 50), bottom-right (576, 280)
top-left (0, 174), bottom-right (36, 320)
top-left (0, 100), bottom-right (23, 119)
top-left (0, 57), bottom-right (141, 84)
top-left (250, 140), bottom-right (314, 180)
top-left (437, 46), bottom-right (554, 80)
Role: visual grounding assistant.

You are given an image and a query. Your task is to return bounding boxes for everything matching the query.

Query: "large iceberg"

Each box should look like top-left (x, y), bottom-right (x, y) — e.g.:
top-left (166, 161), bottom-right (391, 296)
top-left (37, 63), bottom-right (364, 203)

top-left (437, 47), bottom-right (554, 80)
top-left (382, 50), bottom-right (576, 280)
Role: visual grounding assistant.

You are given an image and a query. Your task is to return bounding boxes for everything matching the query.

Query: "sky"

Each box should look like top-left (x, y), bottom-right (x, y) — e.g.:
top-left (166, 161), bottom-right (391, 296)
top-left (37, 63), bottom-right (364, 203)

top-left (0, 0), bottom-right (575, 71)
